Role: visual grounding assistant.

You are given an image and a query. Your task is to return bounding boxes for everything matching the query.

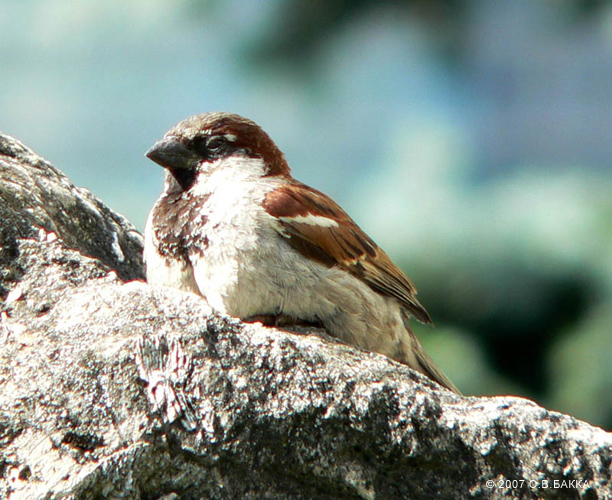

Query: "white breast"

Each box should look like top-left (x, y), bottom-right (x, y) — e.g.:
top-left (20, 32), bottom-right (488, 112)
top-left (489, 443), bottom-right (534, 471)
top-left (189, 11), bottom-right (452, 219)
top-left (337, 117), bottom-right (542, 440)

top-left (189, 166), bottom-right (285, 316)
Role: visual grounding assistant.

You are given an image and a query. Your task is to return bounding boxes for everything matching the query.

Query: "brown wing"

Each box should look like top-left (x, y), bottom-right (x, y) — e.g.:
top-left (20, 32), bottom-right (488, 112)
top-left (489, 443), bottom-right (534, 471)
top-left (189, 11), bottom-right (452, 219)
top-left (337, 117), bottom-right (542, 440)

top-left (263, 182), bottom-right (432, 324)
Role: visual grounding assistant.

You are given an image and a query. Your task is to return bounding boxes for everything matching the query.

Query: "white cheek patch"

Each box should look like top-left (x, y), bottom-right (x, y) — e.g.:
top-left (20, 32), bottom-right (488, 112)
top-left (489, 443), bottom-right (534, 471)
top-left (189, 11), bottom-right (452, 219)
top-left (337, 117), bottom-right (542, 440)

top-left (279, 214), bottom-right (339, 228)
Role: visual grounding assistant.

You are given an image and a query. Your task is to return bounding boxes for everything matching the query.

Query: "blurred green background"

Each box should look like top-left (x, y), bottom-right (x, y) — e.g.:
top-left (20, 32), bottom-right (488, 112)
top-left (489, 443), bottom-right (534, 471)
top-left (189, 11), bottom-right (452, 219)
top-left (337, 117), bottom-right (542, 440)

top-left (1, 0), bottom-right (611, 429)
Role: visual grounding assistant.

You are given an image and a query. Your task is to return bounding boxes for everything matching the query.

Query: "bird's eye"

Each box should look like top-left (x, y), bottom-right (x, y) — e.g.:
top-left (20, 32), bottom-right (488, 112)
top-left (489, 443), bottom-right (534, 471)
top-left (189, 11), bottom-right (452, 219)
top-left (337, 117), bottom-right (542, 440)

top-left (207, 136), bottom-right (226, 152)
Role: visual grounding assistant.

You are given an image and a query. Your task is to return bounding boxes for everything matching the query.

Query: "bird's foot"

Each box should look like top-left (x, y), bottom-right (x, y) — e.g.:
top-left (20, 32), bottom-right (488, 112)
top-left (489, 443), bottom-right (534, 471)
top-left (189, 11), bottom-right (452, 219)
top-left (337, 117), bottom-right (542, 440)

top-left (244, 314), bottom-right (323, 329)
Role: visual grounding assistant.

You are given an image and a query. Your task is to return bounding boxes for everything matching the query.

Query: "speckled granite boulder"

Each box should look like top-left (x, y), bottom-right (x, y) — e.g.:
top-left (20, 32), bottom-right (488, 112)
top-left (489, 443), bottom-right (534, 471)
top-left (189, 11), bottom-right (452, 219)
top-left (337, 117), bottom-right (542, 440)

top-left (0, 132), bottom-right (609, 499)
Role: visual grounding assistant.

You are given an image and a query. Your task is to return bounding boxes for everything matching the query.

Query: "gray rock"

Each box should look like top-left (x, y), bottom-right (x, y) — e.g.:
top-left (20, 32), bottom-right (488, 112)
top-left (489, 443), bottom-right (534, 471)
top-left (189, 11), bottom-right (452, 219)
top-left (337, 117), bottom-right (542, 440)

top-left (0, 132), bottom-right (610, 499)
top-left (0, 133), bottom-right (144, 287)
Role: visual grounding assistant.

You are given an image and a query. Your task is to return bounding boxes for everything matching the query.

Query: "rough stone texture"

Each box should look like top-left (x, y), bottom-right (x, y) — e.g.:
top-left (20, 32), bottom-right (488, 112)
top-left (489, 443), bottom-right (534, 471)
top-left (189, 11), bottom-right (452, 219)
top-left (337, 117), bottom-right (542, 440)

top-left (0, 131), bottom-right (610, 500)
top-left (0, 133), bottom-right (144, 287)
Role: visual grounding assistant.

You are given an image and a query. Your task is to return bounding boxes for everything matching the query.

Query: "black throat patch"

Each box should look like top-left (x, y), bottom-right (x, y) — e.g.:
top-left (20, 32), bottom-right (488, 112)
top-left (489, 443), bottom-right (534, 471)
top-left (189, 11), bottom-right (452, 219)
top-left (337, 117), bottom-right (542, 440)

top-left (170, 168), bottom-right (197, 191)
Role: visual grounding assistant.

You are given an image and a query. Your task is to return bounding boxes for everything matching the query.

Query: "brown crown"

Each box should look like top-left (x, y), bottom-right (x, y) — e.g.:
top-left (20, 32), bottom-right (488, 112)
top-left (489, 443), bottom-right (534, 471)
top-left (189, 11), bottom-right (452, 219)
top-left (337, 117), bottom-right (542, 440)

top-left (169, 112), bottom-right (291, 176)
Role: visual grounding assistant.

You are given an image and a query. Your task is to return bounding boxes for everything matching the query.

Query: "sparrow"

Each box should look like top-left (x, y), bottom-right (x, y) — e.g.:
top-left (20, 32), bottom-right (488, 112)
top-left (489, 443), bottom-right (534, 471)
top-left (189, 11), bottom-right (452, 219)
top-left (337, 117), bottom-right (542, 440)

top-left (144, 112), bottom-right (460, 394)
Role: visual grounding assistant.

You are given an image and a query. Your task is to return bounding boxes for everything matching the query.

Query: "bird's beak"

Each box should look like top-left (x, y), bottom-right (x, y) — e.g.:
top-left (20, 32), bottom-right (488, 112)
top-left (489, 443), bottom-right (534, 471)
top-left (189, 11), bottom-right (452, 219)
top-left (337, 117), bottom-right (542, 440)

top-left (145, 136), bottom-right (200, 170)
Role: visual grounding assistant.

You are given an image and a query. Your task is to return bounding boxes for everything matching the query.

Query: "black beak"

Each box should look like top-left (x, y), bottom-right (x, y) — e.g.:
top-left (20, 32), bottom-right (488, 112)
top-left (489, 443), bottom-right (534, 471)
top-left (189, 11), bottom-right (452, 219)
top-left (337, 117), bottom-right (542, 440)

top-left (145, 136), bottom-right (200, 170)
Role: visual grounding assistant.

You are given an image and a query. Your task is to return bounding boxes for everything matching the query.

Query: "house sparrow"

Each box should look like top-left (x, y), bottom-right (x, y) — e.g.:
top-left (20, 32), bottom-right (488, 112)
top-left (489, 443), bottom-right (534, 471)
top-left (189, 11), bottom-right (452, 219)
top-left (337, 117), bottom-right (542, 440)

top-left (144, 112), bottom-right (460, 394)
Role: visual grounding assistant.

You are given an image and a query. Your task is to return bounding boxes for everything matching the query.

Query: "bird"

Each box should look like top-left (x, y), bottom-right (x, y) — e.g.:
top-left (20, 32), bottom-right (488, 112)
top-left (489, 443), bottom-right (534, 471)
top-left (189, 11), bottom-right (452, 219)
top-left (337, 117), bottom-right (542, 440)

top-left (144, 112), bottom-right (460, 394)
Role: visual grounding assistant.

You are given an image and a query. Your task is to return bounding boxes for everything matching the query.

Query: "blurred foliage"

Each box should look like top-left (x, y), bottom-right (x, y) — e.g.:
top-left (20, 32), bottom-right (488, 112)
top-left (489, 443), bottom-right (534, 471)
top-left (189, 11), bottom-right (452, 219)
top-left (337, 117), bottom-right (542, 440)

top-left (189, 0), bottom-right (611, 66)
top-left (240, 0), bottom-right (464, 66)
top-left (419, 261), bottom-right (597, 386)
top-left (251, 0), bottom-right (462, 63)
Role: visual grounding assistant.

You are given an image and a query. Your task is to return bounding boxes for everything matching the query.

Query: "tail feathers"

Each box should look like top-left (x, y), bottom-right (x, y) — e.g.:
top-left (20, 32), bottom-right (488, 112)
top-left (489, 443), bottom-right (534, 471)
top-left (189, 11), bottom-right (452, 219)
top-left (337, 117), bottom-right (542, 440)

top-left (413, 346), bottom-right (462, 395)
top-left (399, 314), bottom-right (461, 395)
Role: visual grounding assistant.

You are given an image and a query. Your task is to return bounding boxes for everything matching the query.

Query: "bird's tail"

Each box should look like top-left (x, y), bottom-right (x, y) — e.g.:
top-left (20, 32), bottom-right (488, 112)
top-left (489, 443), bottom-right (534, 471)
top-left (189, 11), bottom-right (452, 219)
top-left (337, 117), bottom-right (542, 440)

top-left (412, 342), bottom-right (461, 395)
top-left (399, 314), bottom-right (461, 395)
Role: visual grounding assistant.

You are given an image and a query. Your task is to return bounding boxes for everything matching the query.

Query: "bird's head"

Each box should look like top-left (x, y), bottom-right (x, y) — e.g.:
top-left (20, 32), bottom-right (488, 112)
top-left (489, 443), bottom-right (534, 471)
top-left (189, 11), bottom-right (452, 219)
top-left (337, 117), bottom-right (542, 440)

top-left (146, 112), bottom-right (290, 192)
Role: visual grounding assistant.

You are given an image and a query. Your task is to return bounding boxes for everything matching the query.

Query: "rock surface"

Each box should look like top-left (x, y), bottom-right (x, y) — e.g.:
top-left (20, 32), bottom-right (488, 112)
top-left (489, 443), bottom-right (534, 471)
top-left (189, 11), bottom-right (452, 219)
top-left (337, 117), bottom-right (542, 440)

top-left (0, 132), bottom-right (610, 499)
top-left (0, 133), bottom-right (143, 286)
